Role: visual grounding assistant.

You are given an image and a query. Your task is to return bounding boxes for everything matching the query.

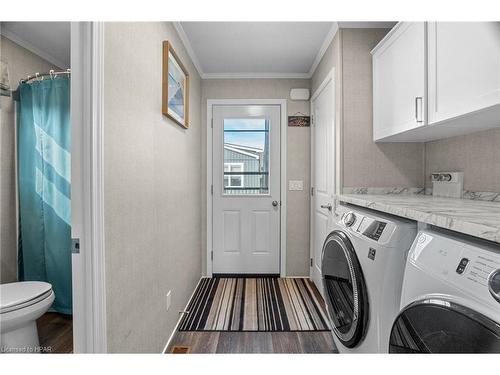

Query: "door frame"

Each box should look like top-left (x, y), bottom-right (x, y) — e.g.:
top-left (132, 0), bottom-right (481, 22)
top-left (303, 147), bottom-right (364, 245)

top-left (70, 21), bottom-right (107, 353)
top-left (309, 68), bottom-right (338, 286)
top-left (206, 99), bottom-right (287, 277)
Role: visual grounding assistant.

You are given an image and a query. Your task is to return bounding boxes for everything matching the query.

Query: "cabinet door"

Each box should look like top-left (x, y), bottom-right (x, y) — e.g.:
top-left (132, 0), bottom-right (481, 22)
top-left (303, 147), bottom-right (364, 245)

top-left (428, 22), bottom-right (500, 124)
top-left (372, 22), bottom-right (426, 141)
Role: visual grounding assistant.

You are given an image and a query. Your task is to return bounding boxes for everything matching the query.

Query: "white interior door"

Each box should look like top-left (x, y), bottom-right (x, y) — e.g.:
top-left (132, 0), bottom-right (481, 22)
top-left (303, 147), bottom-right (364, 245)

top-left (212, 105), bottom-right (281, 274)
top-left (310, 77), bottom-right (335, 292)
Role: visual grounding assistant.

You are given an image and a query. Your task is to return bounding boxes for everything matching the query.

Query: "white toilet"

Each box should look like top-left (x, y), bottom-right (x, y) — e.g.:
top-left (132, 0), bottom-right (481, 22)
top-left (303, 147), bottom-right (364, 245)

top-left (0, 281), bottom-right (55, 353)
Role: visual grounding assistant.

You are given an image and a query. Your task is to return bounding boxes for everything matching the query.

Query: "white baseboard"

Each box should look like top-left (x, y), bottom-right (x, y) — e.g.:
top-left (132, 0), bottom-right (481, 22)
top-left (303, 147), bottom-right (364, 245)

top-left (161, 276), bottom-right (204, 354)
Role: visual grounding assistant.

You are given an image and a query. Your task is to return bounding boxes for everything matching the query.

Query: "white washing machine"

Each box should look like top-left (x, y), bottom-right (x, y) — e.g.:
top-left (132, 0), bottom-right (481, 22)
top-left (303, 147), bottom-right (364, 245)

top-left (390, 228), bottom-right (500, 353)
top-left (321, 203), bottom-right (417, 353)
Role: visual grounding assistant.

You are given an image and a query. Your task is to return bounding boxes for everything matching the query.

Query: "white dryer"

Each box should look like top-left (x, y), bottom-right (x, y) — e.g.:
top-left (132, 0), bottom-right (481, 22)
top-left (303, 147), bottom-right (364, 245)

top-left (390, 228), bottom-right (500, 353)
top-left (321, 203), bottom-right (417, 353)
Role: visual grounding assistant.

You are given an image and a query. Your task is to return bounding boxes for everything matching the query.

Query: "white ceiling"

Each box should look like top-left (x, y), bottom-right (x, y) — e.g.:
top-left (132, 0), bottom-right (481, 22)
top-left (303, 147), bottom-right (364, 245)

top-left (1, 22), bottom-right (71, 68)
top-left (177, 21), bottom-right (396, 79)
top-left (178, 22), bottom-right (335, 78)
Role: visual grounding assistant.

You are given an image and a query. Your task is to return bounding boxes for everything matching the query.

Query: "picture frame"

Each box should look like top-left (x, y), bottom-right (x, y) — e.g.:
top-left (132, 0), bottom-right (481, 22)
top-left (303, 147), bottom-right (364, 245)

top-left (162, 41), bottom-right (190, 128)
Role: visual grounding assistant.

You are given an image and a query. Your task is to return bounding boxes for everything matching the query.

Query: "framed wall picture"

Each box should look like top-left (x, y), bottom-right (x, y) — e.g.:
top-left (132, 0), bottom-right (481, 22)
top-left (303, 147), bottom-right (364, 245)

top-left (162, 41), bottom-right (190, 128)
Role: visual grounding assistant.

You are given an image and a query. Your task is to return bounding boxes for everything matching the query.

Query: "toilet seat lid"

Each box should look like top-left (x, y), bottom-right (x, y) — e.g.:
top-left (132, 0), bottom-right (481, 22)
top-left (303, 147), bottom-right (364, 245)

top-left (0, 281), bottom-right (53, 313)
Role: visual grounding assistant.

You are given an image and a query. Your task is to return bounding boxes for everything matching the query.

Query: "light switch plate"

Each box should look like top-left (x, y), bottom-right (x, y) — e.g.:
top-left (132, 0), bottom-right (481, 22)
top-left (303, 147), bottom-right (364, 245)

top-left (289, 180), bottom-right (304, 191)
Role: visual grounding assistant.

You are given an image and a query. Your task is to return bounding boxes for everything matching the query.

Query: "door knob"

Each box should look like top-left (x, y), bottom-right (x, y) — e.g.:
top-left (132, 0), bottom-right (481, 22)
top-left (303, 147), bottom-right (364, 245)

top-left (272, 200), bottom-right (279, 207)
top-left (320, 204), bottom-right (332, 211)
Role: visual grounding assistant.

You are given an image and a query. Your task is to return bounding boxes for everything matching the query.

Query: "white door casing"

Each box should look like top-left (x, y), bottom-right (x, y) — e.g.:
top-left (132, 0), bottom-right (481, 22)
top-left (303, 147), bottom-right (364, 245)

top-left (310, 72), bottom-right (335, 293)
top-left (211, 104), bottom-right (281, 274)
top-left (70, 21), bottom-right (107, 353)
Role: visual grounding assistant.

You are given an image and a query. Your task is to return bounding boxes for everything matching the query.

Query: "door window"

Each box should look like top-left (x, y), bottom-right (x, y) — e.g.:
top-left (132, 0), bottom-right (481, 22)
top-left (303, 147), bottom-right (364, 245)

top-left (223, 118), bottom-right (269, 195)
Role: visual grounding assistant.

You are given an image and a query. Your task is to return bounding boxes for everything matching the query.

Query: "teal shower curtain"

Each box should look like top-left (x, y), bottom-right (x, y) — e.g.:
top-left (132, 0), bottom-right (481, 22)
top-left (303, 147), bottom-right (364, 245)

top-left (18, 77), bottom-right (72, 314)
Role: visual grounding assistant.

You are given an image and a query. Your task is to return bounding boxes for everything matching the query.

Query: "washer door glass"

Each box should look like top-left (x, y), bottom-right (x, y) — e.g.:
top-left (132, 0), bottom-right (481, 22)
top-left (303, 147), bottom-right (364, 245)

top-left (390, 300), bottom-right (500, 353)
top-left (321, 230), bottom-right (368, 348)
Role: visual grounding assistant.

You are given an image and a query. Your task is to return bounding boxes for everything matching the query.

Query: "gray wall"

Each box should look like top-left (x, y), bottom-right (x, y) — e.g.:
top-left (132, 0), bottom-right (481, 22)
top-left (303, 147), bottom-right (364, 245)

top-left (341, 29), bottom-right (424, 189)
top-left (425, 128), bottom-right (500, 192)
top-left (311, 29), bottom-right (425, 192)
top-left (201, 79), bottom-right (311, 276)
top-left (311, 32), bottom-right (340, 95)
top-left (103, 22), bottom-right (202, 353)
top-left (0, 36), bottom-right (60, 283)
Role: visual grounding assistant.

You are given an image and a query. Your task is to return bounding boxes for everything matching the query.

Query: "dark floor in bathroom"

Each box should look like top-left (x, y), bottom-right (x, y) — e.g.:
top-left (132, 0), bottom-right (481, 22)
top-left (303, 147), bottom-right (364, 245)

top-left (37, 312), bottom-right (73, 353)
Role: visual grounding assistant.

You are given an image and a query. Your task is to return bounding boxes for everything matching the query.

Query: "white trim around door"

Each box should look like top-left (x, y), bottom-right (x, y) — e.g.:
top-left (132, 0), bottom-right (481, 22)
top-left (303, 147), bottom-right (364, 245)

top-left (206, 99), bottom-right (287, 277)
top-left (70, 21), bottom-right (107, 353)
top-left (309, 68), bottom-right (337, 292)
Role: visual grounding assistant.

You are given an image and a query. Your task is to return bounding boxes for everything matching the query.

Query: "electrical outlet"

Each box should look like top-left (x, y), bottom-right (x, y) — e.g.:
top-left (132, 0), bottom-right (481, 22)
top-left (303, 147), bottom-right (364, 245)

top-left (166, 290), bottom-right (172, 311)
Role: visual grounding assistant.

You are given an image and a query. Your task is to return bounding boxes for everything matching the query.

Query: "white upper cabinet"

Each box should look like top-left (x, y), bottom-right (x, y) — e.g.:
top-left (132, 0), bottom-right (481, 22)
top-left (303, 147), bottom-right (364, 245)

top-left (427, 22), bottom-right (500, 124)
top-left (372, 22), bottom-right (426, 141)
top-left (372, 22), bottom-right (500, 142)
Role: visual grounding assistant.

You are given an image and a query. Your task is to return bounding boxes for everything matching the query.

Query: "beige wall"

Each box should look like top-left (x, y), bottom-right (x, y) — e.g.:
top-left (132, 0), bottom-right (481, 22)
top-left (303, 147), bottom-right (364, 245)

top-left (311, 33), bottom-right (340, 95)
top-left (312, 29), bottom-right (425, 191)
top-left (201, 79), bottom-right (311, 276)
top-left (0, 36), bottom-right (60, 283)
top-left (104, 22), bottom-right (202, 353)
top-left (425, 128), bottom-right (500, 192)
top-left (341, 29), bottom-right (424, 189)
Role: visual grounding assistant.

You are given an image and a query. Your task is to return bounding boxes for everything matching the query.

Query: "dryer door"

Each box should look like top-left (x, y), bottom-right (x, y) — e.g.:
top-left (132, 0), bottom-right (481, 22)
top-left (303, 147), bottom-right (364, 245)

top-left (390, 299), bottom-right (500, 353)
top-left (321, 230), bottom-right (369, 348)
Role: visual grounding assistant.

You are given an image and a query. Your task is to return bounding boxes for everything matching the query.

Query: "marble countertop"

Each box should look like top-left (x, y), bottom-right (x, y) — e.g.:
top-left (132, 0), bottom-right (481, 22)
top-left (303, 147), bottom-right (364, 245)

top-left (337, 194), bottom-right (500, 243)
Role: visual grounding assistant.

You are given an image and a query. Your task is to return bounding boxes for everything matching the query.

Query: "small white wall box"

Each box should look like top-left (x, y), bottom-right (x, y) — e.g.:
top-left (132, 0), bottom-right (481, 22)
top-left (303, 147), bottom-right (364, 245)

top-left (289, 180), bottom-right (304, 191)
top-left (431, 172), bottom-right (464, 198)
top-left (290, 88), bottom-right (310, 101)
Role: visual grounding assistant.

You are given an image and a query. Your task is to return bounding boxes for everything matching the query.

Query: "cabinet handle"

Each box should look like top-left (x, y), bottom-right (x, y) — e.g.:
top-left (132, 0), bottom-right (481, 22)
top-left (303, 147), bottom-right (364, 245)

top-left (415, 97), bottom-right (423, 123)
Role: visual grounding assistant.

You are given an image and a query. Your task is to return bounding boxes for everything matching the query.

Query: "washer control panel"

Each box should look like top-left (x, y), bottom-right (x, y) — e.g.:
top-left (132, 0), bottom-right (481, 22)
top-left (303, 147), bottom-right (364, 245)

top-left (357, 217), bottom-right (387, 241)
top-left (335, 204), bottom-right (404, 246)
top-left (343, 212), bottom-right (357, 227)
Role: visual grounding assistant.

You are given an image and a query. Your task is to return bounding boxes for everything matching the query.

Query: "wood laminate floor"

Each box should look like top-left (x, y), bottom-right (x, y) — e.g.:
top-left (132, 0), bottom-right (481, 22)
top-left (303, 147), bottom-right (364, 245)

top-left (36, 312), bottom-right (73, 353)
top-left (167, 331), bottom-right (337, 354)
top-left (167, 277), bottom-right (337, 354)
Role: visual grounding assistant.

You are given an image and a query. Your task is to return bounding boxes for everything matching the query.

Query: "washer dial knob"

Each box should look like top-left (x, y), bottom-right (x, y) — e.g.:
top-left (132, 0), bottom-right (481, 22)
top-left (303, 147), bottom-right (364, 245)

top-left (488, 269), bottom-right (500, 303)
top-left (343, 212), bottom-right (357, 227)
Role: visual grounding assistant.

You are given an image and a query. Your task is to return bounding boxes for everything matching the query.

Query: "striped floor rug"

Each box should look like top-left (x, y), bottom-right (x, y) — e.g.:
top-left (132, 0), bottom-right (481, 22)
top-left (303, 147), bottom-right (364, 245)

top-left (178, 277), bottom-right (330, 332)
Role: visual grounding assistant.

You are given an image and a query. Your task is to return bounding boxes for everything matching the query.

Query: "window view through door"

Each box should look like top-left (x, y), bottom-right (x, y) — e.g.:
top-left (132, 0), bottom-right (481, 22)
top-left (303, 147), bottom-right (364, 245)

top-left (223, 119), bottom-right (269, 195)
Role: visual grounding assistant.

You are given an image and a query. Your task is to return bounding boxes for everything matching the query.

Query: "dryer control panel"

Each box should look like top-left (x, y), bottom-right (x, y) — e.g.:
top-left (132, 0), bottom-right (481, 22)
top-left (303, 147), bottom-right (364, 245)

top-left (409, 230), bottom-right (500, 307)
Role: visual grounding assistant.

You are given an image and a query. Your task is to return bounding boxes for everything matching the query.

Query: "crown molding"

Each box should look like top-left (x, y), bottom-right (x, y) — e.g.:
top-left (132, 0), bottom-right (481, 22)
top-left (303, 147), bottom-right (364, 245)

top-left (0, 28), bottom-right (68, 69)
top-left (307, 22), bottom-right (339, 78)
top-left (173, 22), bottom-right (204, 77)
top-left (201, 72), bottom-right (311, 80)
top-left (338, 22), bottom-right (397, 29)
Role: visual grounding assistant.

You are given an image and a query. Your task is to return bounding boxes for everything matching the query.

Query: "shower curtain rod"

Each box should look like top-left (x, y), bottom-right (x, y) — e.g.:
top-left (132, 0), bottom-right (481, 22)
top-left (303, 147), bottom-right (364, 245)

top-left (20, 69), bottom-right (71, 84)
top-left (12, 69), bottom-right (71, 101)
